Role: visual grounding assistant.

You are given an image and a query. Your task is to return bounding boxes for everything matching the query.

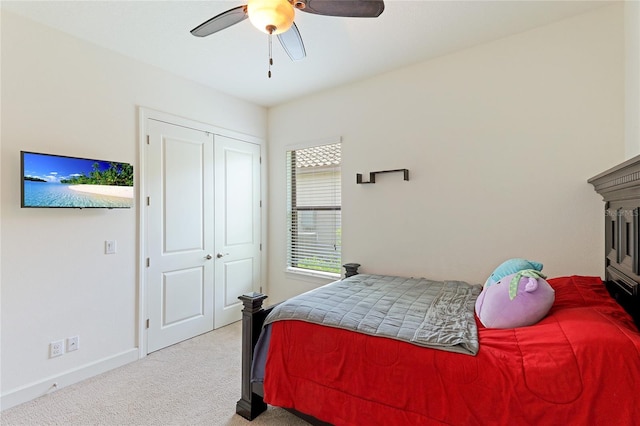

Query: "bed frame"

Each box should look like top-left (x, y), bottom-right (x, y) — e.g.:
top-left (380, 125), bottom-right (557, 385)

top-left (234, 295), bottom-right (339, 425)
top-left (235, 263), bottom-right (360, 424)
top-left (589, 154), bottom-right (640, 329)
top-left (235, 156), bottom-right (640, 422)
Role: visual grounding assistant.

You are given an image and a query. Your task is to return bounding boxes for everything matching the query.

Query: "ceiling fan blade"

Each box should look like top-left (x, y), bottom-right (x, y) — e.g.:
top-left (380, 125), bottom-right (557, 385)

top-left (190, 5), bottom-right (248, 37)
top-left (277, 23), bottom-right (306, 61)
top-left (298, 0), bottom-right (384, 18)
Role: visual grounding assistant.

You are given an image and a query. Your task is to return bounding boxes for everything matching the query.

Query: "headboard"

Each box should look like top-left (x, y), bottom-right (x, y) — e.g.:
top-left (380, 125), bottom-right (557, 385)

top-left (589, 155), bottom-right (640, 328)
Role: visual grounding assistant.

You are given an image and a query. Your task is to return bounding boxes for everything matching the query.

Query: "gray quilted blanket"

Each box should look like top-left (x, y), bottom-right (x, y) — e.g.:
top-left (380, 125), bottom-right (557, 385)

top-left (264, 274), bottom-right (481, 356)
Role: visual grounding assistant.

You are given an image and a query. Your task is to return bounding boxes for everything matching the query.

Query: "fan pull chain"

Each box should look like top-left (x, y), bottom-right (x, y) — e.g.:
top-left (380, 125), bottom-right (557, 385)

top-left (266, 25), bottom-right (276, 79)
top-left (268, 33), bottom-right (273, 78)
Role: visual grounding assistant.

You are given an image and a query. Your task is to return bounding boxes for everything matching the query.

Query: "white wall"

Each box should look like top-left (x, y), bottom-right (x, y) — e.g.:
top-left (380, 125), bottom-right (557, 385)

top-left (0, 10), bottom-right (266, 409)
top-left (625, 1), bottom-right (640, 158)
top-left (267, 5), bottom-right (625, 303)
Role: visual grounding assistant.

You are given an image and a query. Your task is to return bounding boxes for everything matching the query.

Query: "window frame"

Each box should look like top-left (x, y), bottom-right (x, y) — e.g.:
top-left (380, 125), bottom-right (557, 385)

top-left (285, 137), bottom-right (342, 279)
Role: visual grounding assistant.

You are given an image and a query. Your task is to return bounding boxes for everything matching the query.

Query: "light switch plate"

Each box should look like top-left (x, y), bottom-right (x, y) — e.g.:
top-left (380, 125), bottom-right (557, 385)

top-left (105, 240), bottom-right (117, 254)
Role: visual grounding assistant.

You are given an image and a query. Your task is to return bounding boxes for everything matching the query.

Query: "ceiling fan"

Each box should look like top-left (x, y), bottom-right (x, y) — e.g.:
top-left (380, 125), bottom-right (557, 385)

top-left (191, 0), bottom-right (385, 76)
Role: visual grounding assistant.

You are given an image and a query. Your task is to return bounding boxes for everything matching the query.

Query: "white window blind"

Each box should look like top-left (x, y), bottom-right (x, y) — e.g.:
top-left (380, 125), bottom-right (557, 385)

top-left (286, 142), bottom-right (341, 276)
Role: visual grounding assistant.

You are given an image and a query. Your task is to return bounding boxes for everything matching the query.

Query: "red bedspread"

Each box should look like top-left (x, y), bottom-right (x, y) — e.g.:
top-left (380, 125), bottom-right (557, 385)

top-left (263, 276), bottom-right (640, 425)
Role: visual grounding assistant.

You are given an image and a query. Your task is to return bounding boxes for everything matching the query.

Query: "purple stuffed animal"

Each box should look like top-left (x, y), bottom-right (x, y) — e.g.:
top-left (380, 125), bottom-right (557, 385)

top-left (475, 270), bottom-right (555, 329)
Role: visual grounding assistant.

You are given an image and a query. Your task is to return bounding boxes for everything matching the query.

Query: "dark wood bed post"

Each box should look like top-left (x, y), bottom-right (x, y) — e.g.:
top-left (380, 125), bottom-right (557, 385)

top-left (236, 292), bottom-right (269, 420)
top-left (343, 263), bottom-right (361, 278)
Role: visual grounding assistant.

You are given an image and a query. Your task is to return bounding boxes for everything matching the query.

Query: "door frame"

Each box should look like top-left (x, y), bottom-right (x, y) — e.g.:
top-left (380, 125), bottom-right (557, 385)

top-left (137, 107), bottom-right (267, 358)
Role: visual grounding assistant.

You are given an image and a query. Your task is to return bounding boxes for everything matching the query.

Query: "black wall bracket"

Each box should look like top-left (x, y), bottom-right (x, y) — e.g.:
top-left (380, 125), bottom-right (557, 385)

top-left (356, 169), bottom-right (409, 184)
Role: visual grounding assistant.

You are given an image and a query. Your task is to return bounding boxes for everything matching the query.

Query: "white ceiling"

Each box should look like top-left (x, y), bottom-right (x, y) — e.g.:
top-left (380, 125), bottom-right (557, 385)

top-left (2, 0), bottom-right (613, 107)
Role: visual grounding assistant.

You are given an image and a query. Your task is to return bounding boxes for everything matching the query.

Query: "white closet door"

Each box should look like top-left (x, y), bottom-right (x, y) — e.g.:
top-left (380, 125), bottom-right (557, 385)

top-left (213, 135), bottom-right (262, 328)
top-left (146, 119), bottom-right (214, 353)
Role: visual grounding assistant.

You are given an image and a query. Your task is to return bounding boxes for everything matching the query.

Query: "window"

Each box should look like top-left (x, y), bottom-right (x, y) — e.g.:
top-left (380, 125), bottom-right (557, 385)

top-left (286, 142), bottom-right (341, 276)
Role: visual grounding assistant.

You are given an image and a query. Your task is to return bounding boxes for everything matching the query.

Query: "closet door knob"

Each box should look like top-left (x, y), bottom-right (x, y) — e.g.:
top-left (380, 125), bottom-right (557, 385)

top-left (205, 254), bottom-right (213, 260)
top-left (216, 253), bottom-right (228, 258)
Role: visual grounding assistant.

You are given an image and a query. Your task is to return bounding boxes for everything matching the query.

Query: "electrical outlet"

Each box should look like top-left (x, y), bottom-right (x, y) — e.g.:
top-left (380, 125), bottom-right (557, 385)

top-left (105, 240), bottom-right (117, 254)
top-left (50, 340), bottom-right (64, 358)
top-left (66, 335), bottom-right (80, 352)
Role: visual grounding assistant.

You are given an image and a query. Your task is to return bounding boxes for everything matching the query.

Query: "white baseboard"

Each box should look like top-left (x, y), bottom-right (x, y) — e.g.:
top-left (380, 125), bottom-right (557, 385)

top-left (0, 348), bottom-right (139, 411)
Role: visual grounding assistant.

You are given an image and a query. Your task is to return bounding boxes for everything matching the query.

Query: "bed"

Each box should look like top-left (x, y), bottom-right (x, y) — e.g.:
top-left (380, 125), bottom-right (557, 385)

top-left (235, 155), bottom-right (640, 425)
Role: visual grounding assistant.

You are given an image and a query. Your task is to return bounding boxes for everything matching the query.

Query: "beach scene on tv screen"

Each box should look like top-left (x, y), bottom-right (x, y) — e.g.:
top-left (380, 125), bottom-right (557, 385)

top-left (22, 152), bottom-right (134, 208)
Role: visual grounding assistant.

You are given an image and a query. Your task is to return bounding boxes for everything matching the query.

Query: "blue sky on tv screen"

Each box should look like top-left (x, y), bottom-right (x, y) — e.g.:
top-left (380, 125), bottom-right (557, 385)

top-left (23, 152), bottom-right (119, 183)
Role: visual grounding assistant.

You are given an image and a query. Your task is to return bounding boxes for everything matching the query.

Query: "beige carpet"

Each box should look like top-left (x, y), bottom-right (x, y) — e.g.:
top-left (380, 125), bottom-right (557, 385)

top-left (1, 321), bottom-right (308, 425)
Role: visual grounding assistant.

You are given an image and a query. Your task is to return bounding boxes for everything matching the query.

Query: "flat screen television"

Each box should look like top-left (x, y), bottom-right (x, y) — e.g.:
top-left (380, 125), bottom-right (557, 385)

top-left (21, 151), bottom-right (134, 208)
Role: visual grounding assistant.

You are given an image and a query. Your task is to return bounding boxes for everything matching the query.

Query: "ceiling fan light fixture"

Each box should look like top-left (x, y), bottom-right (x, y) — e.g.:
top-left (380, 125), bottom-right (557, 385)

top-left (247, 0), bottom-right (295, 34)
